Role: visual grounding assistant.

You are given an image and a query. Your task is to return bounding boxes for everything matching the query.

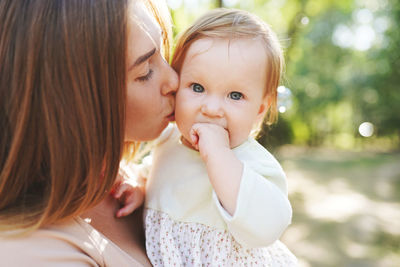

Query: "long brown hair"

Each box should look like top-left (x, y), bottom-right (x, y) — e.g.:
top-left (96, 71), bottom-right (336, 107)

top-left (0, 0), bottom-right (129, 232)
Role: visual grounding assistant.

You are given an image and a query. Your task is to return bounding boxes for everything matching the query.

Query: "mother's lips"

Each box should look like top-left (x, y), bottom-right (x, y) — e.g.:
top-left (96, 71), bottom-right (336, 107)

top-left (166, 112), bottom-right (175, 121)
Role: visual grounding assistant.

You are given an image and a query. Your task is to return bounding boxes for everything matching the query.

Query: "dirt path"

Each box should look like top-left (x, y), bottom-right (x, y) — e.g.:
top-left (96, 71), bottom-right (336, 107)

top-left (276, 146), bottom-right (400, 267)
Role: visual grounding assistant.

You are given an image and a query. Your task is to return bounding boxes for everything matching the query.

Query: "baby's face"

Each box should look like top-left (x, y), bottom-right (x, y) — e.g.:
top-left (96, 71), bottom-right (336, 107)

top-left (175, 38), bottom-right (268, 148)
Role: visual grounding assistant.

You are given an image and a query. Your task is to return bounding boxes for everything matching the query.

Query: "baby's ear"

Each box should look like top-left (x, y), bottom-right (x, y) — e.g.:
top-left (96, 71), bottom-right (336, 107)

top-left (256, 96), bottom-right (270, 119)
top-left (257, 102), bottom-right (266, 116)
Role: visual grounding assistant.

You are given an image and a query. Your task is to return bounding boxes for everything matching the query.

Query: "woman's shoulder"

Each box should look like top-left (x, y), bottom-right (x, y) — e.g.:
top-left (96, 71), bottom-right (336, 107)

top-left (0, 218), bottom-right (143, 266)
top-left (0, 218), bottom-right (97, 266)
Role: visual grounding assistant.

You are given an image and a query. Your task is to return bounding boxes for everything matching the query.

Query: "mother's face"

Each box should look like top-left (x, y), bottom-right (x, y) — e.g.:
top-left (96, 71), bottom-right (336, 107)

top-left (125, 1), bottom-right (178, 142)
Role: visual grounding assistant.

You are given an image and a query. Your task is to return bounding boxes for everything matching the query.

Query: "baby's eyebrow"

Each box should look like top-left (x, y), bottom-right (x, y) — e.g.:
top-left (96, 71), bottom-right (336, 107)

top-left (128, 48), bottom-right (156, 71)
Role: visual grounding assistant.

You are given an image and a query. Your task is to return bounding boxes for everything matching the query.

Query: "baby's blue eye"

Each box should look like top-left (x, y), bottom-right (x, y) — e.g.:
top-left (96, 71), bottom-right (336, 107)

top-left (191, 83), bottom-right (204, 93)
top-left (229, 91), bottom-right (243, 100)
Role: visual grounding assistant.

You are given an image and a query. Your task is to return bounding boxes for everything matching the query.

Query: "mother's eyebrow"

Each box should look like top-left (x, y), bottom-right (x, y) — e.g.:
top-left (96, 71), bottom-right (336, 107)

top-left (129, 48), bottom-right (156, 71)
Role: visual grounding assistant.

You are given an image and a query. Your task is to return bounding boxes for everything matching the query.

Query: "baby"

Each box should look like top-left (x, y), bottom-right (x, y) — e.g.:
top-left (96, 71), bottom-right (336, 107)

top-left (116, 8), bottom-right (297, 266)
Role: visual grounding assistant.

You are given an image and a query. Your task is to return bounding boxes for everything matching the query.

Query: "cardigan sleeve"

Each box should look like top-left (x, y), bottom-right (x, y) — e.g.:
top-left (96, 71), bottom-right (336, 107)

top-left (213, 156), bottom-right (292, 248)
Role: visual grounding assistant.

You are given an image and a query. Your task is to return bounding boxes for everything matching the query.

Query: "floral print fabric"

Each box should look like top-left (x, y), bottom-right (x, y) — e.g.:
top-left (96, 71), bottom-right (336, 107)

top-left (145, 209), bottom-right (297, 267)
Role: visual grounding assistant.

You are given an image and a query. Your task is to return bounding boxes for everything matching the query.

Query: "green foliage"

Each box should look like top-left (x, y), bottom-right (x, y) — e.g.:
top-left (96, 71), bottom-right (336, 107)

top-left (169, 0), bottom-right (400, 150)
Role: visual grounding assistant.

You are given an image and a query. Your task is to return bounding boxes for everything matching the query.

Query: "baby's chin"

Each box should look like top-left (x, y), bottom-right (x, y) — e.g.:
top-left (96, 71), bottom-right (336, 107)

top-left (230, 136), bottom-right (250, 148)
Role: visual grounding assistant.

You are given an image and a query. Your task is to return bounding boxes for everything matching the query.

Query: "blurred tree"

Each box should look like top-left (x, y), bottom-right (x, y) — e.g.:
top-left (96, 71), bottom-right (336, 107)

top-left (350, 0), bottom-right (400, 145)
top-left (169, 0), bottom-right (400, 150)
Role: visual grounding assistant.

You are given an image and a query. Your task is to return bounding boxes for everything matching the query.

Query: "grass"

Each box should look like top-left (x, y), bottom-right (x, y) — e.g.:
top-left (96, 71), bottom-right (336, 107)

top-left (276, 146), bottom-right (400, 267)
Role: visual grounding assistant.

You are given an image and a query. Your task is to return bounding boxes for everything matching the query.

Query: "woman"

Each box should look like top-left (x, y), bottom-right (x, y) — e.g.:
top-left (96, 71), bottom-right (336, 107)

top-left (0, 0), bottom-right (178, 265)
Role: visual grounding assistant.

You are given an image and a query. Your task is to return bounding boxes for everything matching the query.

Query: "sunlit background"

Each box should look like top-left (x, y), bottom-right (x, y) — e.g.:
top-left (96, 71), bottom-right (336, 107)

top-left (166, 0), bottom-right (400, 266)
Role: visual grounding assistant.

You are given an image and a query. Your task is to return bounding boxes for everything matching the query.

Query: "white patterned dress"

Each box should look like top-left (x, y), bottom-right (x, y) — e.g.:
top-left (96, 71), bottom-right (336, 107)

top-left (145, 209), bottom-right (297, 266)
top-left (143, 125), bottom-right (297, 266)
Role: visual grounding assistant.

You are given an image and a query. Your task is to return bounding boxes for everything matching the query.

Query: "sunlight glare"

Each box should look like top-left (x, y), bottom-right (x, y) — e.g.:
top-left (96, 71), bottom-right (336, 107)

top-left (167, 0), bottom-right (182, 10)
top-left (353, 8), bottom-right (373, 24)
top-left (222, 0), bottom-right (239, 7)
top-left (301, 16), bottom-right (309, 25)
top-left (358, 122), bottom-right (374, 137)
top-left (332, 24), bottom-right (353, 48)
top-left (354, 25), bottom-right (375, 51)
top-left (277, 86), bottom-right (293, 113)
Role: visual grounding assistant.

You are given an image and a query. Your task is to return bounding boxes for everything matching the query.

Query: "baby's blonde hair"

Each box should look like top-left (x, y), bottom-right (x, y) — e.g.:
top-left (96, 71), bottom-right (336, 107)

top-left (171, 8), bottom-right (284, 129)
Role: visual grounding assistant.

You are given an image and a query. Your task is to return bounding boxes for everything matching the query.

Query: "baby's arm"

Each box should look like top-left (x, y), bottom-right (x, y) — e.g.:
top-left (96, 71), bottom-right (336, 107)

top-left (190, 122), bottom-right (243, 215)
top-left (191, 122), bottom-right (292, 248)
top-left (215, 165), bottom-right (292, 247)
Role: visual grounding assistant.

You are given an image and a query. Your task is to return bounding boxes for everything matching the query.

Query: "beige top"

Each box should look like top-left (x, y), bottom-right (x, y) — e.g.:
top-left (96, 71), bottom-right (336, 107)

top-left (0, 217), bottom-right (143, 266)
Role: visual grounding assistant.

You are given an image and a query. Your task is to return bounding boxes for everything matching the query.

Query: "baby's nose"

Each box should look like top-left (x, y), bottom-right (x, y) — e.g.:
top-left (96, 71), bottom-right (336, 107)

top-left (200, 98), bottom-right (224, 117)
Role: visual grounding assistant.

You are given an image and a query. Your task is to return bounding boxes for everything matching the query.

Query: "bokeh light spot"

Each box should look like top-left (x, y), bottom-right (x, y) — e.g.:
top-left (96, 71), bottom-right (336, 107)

top-left (359, 122), bottom-right (374, 137)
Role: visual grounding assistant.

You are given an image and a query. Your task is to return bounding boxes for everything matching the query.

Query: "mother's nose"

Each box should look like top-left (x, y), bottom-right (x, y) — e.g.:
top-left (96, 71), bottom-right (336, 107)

top-left (161, 62), bottom-right (179, 96)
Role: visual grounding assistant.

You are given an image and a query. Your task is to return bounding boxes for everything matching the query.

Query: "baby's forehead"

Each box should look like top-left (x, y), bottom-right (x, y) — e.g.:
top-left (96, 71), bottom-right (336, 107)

top-left (179, 37), bottom-right (268, 94)
top-left (184, 38), bottom-right (214, 61)
top-left (182, 37), bottom-right (268, 69)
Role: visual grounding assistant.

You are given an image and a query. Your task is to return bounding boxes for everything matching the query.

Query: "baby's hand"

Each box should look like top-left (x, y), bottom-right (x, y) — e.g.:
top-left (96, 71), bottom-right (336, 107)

top-left (111, 174), bottom-right (144, 218)
top-left (190, 122), bottom-right (230, 161)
